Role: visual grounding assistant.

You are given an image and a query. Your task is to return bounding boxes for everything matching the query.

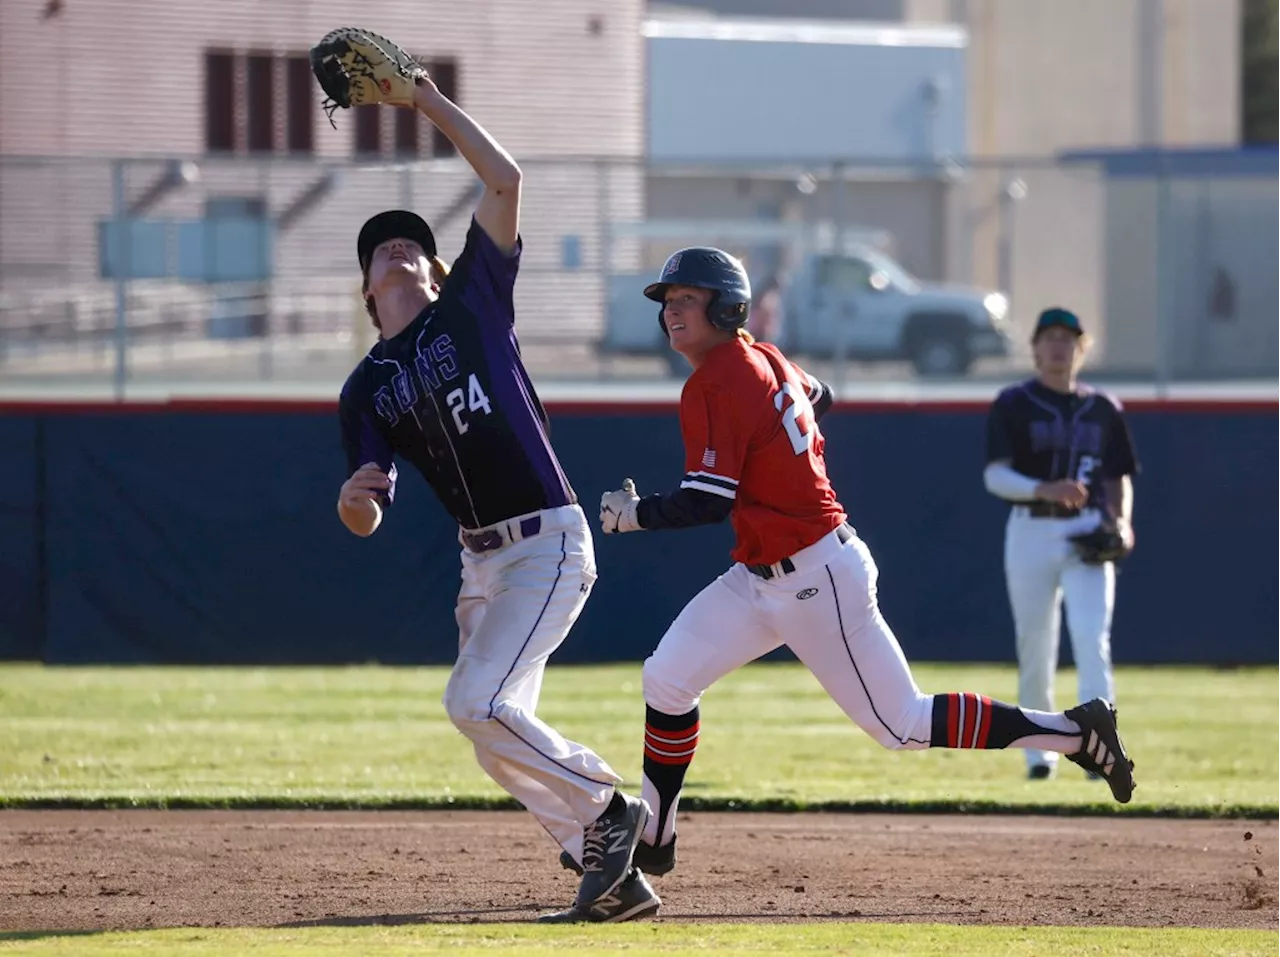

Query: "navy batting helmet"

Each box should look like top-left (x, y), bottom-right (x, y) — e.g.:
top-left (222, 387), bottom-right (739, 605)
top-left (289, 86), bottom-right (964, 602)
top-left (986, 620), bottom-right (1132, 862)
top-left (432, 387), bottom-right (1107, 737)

top-left (644, 247), bottom-right (752, 334)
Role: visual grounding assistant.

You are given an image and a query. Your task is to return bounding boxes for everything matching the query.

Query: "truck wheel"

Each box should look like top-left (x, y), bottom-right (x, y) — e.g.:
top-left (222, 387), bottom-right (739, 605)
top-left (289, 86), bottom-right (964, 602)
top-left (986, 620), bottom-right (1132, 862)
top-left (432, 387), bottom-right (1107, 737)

top-left (910, 332), bottom-right (972, 377)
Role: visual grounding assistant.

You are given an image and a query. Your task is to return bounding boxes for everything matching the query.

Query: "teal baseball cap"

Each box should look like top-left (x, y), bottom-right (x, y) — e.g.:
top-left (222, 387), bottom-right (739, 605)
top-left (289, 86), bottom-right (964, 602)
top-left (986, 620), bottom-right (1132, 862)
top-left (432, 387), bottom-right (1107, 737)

top-left (1033, 307), bottom-right (1084, 339)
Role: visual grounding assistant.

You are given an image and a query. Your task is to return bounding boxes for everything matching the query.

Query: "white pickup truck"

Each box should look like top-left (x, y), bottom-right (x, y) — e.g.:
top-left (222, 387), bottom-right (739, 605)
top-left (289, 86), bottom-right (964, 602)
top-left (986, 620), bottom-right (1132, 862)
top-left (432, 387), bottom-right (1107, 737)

top-left (602, 246), bottom-right (1011, 377)
top-left (779, 246), bottom-right (1012, 376)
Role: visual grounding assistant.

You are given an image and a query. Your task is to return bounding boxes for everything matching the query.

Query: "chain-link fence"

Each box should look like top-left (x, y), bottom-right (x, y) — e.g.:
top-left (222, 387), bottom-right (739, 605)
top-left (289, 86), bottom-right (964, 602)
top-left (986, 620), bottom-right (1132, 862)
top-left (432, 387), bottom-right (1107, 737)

top-left (1, 152), bottom-right (1274, 396)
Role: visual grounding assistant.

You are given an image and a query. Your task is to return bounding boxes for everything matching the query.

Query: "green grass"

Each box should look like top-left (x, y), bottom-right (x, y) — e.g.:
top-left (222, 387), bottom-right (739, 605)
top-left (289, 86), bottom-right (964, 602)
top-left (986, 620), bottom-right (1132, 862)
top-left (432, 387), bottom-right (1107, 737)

top-left (0, 663), bottom-right (1275, 815)
top-left (0, 924), bottom-right (1274, 956)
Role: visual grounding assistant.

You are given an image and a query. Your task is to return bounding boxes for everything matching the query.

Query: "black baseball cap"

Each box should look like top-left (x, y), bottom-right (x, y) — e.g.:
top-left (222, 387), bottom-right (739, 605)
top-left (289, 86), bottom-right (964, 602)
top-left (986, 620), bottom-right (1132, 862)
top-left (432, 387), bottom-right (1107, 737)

top-left (1033, 307), bottom-right (1084, 338)
top-left (357, 210), bottom-right (437, 271)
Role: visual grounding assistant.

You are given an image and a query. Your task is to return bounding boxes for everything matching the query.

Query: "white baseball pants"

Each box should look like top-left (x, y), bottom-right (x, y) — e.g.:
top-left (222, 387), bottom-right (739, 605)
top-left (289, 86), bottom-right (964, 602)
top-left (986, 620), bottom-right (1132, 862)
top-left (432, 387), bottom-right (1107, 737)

top-left (443, 504), bottom-right (620, 865)
top-left (1003, 506), bottom-right (1116, 771)
top-left (641, 526), bottom-right (938, 753)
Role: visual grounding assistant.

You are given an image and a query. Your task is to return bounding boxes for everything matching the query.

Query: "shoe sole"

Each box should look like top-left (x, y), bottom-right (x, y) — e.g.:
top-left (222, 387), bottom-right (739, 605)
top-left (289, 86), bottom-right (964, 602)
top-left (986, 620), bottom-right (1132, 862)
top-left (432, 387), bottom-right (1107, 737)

top-left (537, 894), bottom-right (661, 924)
top-left (600, 896), bottom-right (661, 923)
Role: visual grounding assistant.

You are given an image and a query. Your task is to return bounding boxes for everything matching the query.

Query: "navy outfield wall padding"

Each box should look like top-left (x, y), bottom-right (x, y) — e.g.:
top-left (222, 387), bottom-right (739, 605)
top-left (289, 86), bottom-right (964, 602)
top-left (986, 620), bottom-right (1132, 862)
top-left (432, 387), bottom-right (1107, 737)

top-left (0, 401), bottom-right (1275, 666)
top-left (0, 415), bottom-right (42, 659)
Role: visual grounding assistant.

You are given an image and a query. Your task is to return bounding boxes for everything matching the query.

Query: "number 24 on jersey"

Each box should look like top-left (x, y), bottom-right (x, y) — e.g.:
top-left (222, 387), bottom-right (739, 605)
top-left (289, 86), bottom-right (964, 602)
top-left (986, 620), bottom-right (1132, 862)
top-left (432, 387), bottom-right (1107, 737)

top-left (446, 374), bottom-right (492, 435)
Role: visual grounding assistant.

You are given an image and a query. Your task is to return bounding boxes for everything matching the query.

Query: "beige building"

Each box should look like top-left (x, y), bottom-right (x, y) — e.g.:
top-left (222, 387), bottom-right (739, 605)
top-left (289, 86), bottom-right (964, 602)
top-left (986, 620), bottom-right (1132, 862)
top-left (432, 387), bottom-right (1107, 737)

top-left (651, 0), bottom-right (1250, 376)
top-left (0, 0), bottom-right (645, 347)
top-left (948, 0), bottom-right (1245, 372)
top-left (0, 0), bottom-right (1259, 378)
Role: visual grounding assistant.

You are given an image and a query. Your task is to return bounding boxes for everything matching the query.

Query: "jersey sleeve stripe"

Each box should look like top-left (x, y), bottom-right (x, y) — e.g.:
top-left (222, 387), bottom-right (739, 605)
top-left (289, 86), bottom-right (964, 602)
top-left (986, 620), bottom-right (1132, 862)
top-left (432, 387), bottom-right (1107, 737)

top-left (683, 470), bottom-right (738, 488)
top-left (680, 477), bottom-right (737, 499)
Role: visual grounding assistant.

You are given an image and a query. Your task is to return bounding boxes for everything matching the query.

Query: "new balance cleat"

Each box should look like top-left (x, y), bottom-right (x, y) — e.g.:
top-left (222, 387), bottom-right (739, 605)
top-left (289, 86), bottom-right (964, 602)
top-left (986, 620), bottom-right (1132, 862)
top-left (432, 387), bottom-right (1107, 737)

top-left (538, 868), bottom-right (661, 924)
top-left (574, 791), bottom-right (650, 908)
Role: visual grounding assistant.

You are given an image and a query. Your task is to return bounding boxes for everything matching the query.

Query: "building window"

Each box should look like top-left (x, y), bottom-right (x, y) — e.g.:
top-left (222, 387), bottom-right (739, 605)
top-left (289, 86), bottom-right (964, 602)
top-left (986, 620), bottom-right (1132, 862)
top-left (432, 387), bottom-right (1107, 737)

top-left (429, 60), bottom-right (458, 158)
top-left (355, 106), bottom-right (382, 156)
top-left (394, 107), bottom-right (419, 156)
top-left (246, 53), bottom-right (276, 153)
top-left (204, 49), bottom-right (313, 155)
top-left (205, 51), bottom-right (236, 153)
top-left (351, 57), bottom-right (459, 159)
top-left (286, 56), bottom-right (314, 154)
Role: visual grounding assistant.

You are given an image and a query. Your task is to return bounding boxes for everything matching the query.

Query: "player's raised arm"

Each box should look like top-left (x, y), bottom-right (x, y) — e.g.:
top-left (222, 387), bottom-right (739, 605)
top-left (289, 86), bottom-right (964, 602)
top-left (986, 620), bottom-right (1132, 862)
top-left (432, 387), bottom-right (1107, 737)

top-left (411, 80), bottom-right (521, 253)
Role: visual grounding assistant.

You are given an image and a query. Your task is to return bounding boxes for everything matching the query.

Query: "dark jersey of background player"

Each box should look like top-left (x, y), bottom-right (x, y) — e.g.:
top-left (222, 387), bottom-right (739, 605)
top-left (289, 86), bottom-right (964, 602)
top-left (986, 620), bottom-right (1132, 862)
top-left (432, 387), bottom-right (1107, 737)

top-left (339, 218), bottom-right (576, 530)
top-left (985, 380), bottom-right (1139, 513)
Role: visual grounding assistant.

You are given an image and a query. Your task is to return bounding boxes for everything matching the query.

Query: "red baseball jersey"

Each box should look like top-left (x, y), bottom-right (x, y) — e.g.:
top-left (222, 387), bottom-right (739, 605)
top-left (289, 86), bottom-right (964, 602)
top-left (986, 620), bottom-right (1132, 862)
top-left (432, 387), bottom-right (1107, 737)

top-left (678, 337), bottom-right (847, 566)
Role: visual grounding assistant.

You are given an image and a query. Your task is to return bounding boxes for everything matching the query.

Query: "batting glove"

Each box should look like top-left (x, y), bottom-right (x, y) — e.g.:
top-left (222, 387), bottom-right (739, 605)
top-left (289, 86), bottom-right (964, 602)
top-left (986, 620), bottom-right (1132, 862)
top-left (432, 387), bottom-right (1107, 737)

top-left (600, 478), bottom-right (643, 534)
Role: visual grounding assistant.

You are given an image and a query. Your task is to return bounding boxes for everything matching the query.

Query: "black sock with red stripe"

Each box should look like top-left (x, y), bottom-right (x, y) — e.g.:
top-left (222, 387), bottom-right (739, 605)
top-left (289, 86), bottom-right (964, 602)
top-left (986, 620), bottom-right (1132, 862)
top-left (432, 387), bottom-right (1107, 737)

top-left (930, 692), bottom-right (1077, 749)
top-left (641, 705), bottom-right (700, 846)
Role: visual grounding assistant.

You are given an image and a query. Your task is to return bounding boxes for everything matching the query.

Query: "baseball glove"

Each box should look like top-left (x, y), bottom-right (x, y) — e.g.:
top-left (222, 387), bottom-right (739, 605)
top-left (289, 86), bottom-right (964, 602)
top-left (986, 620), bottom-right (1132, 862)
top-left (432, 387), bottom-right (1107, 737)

top-left (1069, 523), bottom-right (1133, 565)
top-left (310, 28), bottom-right (429, 126)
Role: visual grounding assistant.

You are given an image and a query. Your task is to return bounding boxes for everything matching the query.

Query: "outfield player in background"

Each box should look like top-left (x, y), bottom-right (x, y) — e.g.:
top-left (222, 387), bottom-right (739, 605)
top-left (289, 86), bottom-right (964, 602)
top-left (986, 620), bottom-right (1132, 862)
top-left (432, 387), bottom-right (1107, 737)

top-left (596, 249), bottom-right (1137, 880)
top-left (983, 308), bottom-right (1139, 781)
top-left (334, 72), bottom-right (654, 923)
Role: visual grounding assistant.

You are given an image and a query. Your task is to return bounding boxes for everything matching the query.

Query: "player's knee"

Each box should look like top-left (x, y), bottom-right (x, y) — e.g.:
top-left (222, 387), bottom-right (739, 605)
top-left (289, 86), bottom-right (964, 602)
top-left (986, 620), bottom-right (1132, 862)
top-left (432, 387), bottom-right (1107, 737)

top-left (443, 689), bottom-right (486, 734)
top-left (868, 728), bottom-right (913, 751)
top-left (444, 681), bottom-right (529, 741)
top-left (641, 655), bottom-right (700, 715)
top-left (861, 696), bottom-right (933, 752)
top-left (443, 671), bottom-right (493, 735)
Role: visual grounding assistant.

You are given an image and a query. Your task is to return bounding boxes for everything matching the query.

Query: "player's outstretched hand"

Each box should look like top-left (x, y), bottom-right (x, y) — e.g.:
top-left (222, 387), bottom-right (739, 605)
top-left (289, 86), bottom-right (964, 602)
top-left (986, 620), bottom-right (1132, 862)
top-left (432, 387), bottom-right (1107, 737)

top-left (1035, 478), bottom-right (1088, 509)
top-left (340, 462), bottom-right (391, 508)
top-left (600, 478), bottom-right (642, 534)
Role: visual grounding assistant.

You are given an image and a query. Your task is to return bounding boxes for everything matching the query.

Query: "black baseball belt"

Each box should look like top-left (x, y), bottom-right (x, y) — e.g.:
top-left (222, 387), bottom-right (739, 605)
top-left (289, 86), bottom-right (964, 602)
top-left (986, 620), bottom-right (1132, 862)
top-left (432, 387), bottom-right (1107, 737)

top-left (746, 523), bottom-right (854, 580)
top-left (461, 515), bottom-right (543, 553)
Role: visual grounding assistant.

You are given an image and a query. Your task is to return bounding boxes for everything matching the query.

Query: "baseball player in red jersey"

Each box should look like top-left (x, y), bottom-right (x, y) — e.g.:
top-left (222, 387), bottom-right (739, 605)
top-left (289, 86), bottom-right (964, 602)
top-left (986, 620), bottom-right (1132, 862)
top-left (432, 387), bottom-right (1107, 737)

top-left (597, 248), bottom-right (1138, 879)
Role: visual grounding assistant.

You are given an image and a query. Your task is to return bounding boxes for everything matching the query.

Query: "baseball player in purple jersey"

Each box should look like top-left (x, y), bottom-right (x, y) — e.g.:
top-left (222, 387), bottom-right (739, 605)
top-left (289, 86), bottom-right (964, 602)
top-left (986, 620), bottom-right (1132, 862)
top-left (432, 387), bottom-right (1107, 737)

top-left (333, 67), bottom-right (653, 923)
top-left (984, 308), bottom-right (1139, 781)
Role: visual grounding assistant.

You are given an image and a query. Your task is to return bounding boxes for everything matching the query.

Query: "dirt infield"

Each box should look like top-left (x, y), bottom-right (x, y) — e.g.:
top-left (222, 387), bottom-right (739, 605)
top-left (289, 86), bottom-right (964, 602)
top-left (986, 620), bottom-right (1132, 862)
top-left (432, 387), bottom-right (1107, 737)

top-left (1, 810), bottom-right (1274, 931)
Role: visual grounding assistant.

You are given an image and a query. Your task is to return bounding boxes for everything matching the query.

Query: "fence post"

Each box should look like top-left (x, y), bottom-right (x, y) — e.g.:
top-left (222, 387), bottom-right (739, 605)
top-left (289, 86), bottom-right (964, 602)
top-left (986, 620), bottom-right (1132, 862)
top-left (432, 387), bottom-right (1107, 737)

top-left (1154, 154), bottom-right (1171, 397)
top-left (112, 158), bottom-right (129, 401)
top-left (832, 161), bottom-right (850, 395)
top-left (595, 157), bottom-right (613, 378)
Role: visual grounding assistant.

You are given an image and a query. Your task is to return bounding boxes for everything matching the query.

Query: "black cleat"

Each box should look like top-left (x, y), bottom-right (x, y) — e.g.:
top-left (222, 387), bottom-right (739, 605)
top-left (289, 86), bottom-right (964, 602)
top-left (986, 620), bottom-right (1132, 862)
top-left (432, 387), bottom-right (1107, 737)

top-left (633, 838), bottom-right (677, 876)
top-left (573, 791), bottom-right (650, 908)
top-left (1027, 764), bottom-right (1054, 781)
top-left (559, 850), bottom-right (582, 876)
top-left (1064, 698), bottom-right (1136, 804)
top-left (538, 868), bottom-right (661, 924)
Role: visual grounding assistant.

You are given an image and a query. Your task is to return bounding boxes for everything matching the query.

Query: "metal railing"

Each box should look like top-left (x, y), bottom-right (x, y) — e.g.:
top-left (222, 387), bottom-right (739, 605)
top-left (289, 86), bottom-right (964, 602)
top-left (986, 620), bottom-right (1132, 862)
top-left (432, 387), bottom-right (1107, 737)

top-left (2, 152), bottom-right (1275, 397)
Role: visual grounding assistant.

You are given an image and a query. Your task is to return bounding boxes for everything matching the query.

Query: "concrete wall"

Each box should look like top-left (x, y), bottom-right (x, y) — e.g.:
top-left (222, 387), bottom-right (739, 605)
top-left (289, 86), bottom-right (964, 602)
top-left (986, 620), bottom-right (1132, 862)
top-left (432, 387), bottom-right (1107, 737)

top-left (950, 0), bottom-right (1242, 363)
